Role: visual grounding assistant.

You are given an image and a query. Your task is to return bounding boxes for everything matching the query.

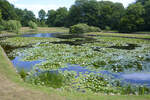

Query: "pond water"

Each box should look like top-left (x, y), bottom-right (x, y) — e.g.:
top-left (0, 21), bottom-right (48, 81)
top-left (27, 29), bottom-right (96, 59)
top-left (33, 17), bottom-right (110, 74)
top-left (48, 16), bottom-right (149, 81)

top-left (2, 33), bottom-right (150, 87)
top-left (21, 33), bottom-right (58, 38)
top-left (12, 55), bottom-right (150, 86)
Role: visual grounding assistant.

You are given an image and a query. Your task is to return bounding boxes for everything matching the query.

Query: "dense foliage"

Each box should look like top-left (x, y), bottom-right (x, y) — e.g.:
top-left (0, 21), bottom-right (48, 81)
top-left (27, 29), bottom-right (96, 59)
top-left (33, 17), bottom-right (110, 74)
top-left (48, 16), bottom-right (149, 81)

top-left (69, 23), bottom-right (101, 34)
top-left (28, 21), bottom-right (37, 29)
top-left (0, 0), bottom-right (150, 32)
top-left (5, 20), bottom-right (21, 33)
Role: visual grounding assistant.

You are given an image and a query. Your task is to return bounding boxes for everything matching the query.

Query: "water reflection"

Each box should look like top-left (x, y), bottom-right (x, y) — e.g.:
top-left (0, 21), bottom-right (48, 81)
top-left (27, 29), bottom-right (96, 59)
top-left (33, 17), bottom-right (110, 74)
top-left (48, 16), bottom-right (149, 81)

top-left (21, 33), bottom-right (57, 38)
top-left (12, 56), bottom-right (42, 71)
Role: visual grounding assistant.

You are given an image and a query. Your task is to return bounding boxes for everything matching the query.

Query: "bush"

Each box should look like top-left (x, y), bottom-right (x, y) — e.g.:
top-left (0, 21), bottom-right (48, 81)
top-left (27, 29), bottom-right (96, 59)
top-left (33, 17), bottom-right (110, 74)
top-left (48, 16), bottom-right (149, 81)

top-left (69, 23), bottom-right (101, 34)
top-left (105, 26), bottom-right (111, 31)
top-left (6, 20), bottom-right (21, 33)
top-left (89, 26), bottom-right (101, 32)
top-left (28, 21), bottom-right (38, 29)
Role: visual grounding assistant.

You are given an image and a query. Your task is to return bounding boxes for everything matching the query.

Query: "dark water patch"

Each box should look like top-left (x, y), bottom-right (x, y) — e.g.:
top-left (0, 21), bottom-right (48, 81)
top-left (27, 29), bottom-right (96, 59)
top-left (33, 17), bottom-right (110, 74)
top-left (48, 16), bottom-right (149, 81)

top-left (91, 47), bottom-right (103, 52)
top-left (0, 43), bottom-right (32, 54)
top-left (50, 38), bottom-right (100, 46)
top-left (20, 33), bottom-right (101, 46)
top-left (108, 44), bottom-right (141, 50)
top-left (88, 34), bottom-right (150, 41)
top-left (91, 44), bottom-right (141, 51)
top-left (52, 34), bottom-right (86, 39)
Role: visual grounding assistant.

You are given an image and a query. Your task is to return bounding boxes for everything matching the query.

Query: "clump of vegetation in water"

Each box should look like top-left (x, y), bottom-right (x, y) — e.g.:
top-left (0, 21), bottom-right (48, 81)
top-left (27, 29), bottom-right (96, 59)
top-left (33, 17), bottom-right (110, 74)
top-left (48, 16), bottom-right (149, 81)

top-left (26, 71), bottom-right (76, 88)
top-left (18, 69), bottom-right (28, 81)
top-left (69, 23), bottom-right (101, 34)
top-left (27, 72), bottom-right (65, 88)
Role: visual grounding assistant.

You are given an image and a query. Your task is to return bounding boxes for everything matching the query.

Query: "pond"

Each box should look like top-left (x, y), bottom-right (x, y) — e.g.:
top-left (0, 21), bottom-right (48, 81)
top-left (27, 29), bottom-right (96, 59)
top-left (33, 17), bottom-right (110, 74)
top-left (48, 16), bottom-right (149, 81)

top-left (12, 55), bottom-right (150, 86)
top-left (1, 32), bottom-right (150, 94)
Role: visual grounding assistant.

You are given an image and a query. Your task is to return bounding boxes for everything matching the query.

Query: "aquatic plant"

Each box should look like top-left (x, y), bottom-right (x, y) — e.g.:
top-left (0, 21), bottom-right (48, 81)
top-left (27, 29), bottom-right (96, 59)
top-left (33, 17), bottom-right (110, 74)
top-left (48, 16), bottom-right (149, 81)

top-left (18, 69), bottom-right (28, 80)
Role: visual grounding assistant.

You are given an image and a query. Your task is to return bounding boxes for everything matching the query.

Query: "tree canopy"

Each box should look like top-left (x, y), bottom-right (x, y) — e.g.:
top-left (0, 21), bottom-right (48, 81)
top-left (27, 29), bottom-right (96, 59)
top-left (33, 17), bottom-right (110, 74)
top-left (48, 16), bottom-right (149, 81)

top-left (0, 0), bottom-right (150, 32)
top-left (38, 9), bottom-right (46, 21)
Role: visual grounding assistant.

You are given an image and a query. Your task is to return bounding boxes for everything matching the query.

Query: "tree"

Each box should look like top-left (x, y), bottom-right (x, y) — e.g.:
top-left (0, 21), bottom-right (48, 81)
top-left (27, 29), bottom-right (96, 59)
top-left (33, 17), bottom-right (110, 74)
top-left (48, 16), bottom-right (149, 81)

top-left (54, 7), bottom-right (68, 27)
top-left (143, 0), bottom-right (150, 30)
top-left (119, 3), bottom-right (145, 33)
top-left (47, 7), bottom-right (68, 27)
top-left (38, 9), bottom-right (46, 21)
top-left (0, 0), bottom-right (17, 20)
top-left (15, 8), bottom-right (24, 21)
top-left (67, 0), bottom-right (99, 27)
top-left (21, 9), bottom-right (36, 26)
top-left (0, 10), bottom-right (2, 20)
top-left (47, 10), bottom-right (57, 26)
top-left (136, 0), bottom-right (149, 5)
top-left (110, 3), bottom-right (125, 30)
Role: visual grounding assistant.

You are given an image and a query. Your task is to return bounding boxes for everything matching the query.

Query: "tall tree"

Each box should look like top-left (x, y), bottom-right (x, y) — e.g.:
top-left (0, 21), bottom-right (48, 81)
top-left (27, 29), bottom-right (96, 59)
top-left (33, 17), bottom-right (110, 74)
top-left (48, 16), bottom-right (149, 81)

top-left (47, 7), bottom-right (68, 27)
top-left (136, 0), bottom-right (149, 5)
top-left (119, 3), bottom-right (145, 33)
top-left (38, 9), bottom-right (46, 21)
top-left (47, 10), bottom-right (57, 26)
top-left (54, 7), bottom-right (68, 27)
top-left (21, 9), bottom-right (36, 26)
top-left (67, 0), bottom-right (99, 27)
top-left (0, 10), bottom-right (2, 20)
top-left (0, 0), bottom-right (17, 20)
top-left (143, 0), bottom-right (150, 30)
top-left (110, 3), bottom-right (125, 30)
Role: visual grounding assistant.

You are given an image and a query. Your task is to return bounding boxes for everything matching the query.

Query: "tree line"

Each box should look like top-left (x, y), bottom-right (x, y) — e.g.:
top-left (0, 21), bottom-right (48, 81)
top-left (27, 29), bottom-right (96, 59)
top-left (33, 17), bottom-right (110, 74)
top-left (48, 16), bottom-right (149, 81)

top-left (0, 0), bottom-right (150, 33)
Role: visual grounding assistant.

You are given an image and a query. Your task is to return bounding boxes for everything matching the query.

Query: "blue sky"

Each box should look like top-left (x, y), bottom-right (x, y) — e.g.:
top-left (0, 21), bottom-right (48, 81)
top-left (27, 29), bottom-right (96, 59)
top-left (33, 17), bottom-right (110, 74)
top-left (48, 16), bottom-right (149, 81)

top-left (8, 0), bottom-right (136, 17)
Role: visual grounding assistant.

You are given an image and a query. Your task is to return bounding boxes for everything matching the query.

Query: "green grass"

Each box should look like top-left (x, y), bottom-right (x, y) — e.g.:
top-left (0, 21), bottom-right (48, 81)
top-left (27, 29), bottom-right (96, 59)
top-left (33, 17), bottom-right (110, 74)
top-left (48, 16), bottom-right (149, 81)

top-left (0, 27), bottom-right (69, 36)
top-left (87, 32), bottom-right (150, 38)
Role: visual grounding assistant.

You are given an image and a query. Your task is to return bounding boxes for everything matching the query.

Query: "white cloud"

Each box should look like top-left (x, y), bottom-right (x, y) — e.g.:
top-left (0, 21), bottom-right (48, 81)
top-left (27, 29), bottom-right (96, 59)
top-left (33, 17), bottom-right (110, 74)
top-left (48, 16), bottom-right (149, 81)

top-left (7, 0), bottom-right (19, 4)
top-left (15, 4), bottom-right (61, 17)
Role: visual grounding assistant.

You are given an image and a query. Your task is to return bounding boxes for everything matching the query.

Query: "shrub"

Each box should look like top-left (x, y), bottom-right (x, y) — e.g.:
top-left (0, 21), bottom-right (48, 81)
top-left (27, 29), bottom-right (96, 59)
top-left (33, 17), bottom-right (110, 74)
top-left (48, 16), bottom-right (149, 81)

top-left (0, 25), bottom-right (4, 33)
top-left (89, 26), bottom-right (101, 32)
top-left (6, 20), bottom-right (21, 33)
top-left (69, 23), bottom-right (101, 34)
top-left (28, 21), bottom-right (38, 29)
top-left (105, 26), bottom-right (111, 31)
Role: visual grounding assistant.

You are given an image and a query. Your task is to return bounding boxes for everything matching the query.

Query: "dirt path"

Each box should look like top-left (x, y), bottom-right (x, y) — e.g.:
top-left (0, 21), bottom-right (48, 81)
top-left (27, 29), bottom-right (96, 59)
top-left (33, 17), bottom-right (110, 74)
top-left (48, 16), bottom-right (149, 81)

top-left (0, 74), bottom-right (64, 100)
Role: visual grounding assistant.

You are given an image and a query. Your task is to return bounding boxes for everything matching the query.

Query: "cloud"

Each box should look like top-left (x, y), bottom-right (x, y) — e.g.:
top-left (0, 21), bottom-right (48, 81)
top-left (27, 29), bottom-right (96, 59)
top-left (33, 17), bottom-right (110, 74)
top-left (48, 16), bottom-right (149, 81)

top-left (14, 0), bottom-right (136, 17)
top-left (15, 4), bottom-right (62, 17)
top-left (7, 0), bottom-right (19, 4)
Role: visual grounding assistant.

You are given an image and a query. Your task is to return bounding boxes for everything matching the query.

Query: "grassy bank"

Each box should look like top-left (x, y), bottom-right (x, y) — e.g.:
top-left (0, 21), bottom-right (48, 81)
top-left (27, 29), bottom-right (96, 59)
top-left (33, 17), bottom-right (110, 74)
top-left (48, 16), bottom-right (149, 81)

top-left (0, 27), bottom-right (69, 37)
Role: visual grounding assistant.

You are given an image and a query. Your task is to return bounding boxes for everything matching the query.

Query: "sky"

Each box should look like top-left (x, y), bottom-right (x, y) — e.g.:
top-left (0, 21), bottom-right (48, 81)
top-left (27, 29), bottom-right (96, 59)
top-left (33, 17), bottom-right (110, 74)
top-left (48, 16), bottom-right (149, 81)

top-left (8, 0), bottom-right (136, 17)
